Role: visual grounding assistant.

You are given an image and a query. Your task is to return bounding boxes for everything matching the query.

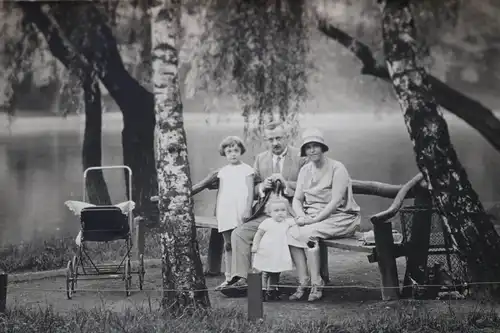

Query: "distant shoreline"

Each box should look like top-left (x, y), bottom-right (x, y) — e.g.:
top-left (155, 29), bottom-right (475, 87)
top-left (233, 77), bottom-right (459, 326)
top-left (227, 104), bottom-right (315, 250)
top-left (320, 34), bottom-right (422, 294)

top-left (1, 110), bottom-right (499, 136)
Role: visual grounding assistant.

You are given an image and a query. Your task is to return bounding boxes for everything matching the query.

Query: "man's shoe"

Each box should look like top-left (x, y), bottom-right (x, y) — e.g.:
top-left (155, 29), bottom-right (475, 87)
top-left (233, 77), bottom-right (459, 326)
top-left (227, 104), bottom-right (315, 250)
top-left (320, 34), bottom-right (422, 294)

top-left (219, 278), bottom-right (248, 298)
top-left (214, 280), bottom-right (231, 291)
top-left (231, 278), bottom-right (248, 288)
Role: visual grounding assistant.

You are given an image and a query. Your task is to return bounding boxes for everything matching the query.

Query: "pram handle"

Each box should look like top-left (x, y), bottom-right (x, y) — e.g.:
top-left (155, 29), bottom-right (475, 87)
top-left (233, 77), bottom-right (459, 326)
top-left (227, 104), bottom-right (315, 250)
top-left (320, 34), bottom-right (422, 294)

top-left (83, 165), bottom-right (133, 202)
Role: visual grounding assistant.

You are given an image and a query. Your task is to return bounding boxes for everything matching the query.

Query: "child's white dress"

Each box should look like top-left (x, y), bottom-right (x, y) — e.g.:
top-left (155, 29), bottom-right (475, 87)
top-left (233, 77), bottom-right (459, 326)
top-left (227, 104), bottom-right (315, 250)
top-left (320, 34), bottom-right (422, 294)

top-left (253, 217), bottom-right (296, 273)
top-left (216, 162), bottom-right (254, 232)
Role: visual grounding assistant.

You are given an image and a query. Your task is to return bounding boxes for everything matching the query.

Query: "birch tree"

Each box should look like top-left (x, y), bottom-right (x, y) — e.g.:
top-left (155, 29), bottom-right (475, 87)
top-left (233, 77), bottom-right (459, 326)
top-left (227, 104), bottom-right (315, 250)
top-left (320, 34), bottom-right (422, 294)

top-left (380, 0), bottom-right (500, 296)
top-left (152, 0), bottom-right (210, 312)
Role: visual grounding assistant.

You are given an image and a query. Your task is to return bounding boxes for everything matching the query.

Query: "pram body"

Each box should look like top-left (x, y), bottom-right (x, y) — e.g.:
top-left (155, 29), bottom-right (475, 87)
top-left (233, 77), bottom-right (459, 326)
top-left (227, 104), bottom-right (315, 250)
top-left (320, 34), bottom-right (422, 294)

top-left (65, 165), bottom-right (145, 299)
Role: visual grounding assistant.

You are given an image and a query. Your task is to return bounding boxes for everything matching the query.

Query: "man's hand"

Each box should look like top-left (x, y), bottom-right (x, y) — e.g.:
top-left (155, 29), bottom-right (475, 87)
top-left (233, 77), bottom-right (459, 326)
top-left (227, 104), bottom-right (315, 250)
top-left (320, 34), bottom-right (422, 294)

top-left (262, 176), bottom-right (274, 190)
top-left (283, 183), bottom-right (292, 197)
top-left (242, 209), bottom-right (252, 222)
top-left (272, 173), bottom-right (286, 184)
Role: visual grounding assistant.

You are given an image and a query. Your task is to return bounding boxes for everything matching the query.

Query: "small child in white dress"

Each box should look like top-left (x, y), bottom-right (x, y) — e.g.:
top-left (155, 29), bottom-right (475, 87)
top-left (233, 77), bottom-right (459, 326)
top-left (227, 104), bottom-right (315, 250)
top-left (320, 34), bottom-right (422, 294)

top-left (251, 195), bottom-right (298, 301)
top-left (215, 136), bottom-right (255, 289)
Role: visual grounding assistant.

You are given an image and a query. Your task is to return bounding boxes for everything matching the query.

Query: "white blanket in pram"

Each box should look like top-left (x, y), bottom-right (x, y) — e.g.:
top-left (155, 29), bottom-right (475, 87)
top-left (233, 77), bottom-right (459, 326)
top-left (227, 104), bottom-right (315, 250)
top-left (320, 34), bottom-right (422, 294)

top-left (64, 200), bottom-right (135, 246)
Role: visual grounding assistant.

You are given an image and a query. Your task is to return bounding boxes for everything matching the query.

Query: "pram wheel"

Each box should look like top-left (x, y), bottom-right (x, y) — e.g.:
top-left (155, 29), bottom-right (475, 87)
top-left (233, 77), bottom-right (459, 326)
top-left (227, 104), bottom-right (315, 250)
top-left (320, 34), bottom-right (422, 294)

top-left (125, 260), bottom-right (132, 296)
top-left (138, 254), bottom-right (145, 290)
top-left (66, 260), bottom-right (75, 299)
top-left (71, 255), bottom-right (78, 289)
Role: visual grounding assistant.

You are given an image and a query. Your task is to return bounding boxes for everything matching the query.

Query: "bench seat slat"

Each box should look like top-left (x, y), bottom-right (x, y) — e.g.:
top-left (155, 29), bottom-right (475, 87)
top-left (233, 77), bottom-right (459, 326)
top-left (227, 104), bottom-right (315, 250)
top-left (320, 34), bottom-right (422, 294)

top-left (321, 236), bottom-right (374, 253)
top-left (195, 216), bottom-right (374, 253)
top-left (195, 215), bottom-right (218, 229)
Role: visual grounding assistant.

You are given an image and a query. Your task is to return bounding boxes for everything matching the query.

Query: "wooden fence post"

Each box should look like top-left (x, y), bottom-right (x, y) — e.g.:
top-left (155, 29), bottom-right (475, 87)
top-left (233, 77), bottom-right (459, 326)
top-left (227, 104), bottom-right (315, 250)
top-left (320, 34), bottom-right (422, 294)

top-left (247, 271), bottom-right (263, 321)
top-left (373, 221), bottom-right (400, 300)
top-left (0, 271), bottom-right (7, 313)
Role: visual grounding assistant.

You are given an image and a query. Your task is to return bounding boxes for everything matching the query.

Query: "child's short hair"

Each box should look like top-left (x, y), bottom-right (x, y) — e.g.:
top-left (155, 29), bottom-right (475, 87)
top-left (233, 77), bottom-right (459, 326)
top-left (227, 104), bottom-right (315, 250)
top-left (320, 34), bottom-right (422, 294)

top-left (265, 195), bottom-right (292, 216)
top-left (219, 135), bottom-right (246, 156)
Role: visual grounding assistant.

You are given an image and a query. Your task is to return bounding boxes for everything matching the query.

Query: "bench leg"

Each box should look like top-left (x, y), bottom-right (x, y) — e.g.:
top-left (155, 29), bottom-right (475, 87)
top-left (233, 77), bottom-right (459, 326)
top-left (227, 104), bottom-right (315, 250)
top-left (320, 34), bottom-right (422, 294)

top-left (374, 222), bottom-right (400, 300)
top-left (402, 196), bottom-right (432, 298)
top-left (319, 241), bottom-right (330, 284)
top-left (135, 217), bottom-right (145, 260)
top-left (205, 228), bottom-right (224, 276)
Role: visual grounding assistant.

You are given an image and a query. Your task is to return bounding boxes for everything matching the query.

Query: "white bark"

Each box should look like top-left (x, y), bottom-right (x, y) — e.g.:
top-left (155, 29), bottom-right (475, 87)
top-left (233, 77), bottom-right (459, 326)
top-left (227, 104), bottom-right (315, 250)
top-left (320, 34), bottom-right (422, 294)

top-left (152, 0), bottom-right (210, 312)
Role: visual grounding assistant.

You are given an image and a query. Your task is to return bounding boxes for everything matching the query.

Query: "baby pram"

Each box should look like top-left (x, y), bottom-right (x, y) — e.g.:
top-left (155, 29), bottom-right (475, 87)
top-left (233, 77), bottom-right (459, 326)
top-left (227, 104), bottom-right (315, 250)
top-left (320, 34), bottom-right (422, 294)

top-left (64, 165), bottom-right (145, 299)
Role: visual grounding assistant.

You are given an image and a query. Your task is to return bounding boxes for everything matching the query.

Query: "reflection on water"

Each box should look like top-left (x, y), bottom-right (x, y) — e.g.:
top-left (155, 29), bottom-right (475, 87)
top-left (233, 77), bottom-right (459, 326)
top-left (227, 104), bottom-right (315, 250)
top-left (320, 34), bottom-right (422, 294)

top-left (1, 112), bottom-right (500, 246)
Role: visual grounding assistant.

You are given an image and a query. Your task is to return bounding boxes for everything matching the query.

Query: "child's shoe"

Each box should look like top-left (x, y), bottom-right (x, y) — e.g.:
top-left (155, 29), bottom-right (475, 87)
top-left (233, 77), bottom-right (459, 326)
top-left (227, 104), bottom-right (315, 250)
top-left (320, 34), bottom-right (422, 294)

top-left (272, 289), bottom-right (281, 301)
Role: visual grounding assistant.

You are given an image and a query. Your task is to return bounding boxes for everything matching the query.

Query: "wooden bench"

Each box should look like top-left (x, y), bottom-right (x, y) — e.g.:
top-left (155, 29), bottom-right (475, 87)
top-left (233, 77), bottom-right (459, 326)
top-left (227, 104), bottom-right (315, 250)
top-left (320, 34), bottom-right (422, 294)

top-left (182, 171), bottom-right (429, 301)
top-left (143, 171), bottom-right (431, 300)
top-left (193, 215), bottom-right (376, 273)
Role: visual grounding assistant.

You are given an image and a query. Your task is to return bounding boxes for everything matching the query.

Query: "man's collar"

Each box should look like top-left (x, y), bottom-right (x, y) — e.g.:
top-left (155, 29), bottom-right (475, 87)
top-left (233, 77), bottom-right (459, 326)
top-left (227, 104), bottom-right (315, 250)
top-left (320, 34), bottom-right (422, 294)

top-left (272, 147), bottom-right (288, 159)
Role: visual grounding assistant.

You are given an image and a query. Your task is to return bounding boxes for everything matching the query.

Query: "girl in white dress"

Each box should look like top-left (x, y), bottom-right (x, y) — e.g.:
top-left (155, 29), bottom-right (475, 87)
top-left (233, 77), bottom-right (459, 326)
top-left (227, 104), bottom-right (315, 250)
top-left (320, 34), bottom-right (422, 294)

top-left (215, 136), bottom-right (255, 288)
top-left (251, 195), bottom-right (299, 300)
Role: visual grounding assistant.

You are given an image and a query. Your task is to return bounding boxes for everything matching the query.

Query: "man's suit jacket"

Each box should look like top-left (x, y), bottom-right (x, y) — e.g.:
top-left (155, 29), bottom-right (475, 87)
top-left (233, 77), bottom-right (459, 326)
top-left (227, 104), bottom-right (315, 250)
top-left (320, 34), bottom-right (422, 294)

top-left (253, 146), bottom-right (307, 199)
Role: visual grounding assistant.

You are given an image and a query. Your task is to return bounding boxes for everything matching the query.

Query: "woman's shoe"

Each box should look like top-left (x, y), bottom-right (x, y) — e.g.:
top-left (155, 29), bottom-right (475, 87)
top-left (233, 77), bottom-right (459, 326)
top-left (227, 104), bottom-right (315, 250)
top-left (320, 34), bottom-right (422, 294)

top-left (307, 284), bottom-right (323, 302)
top-left (289, 286), bottom-right (307, 301)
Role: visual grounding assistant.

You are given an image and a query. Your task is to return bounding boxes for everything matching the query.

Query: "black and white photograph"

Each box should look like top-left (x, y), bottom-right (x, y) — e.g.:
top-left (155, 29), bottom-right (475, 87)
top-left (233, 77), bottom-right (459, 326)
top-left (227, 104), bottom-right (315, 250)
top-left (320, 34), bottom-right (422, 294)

top-left (1, 0), bottom-right (500, 331)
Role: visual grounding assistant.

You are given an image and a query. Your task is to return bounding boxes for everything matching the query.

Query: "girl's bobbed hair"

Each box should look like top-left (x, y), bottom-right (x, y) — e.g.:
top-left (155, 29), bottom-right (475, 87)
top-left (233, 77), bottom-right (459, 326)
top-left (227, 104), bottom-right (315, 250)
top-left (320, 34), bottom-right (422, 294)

top-left (219, 135), bottom-right (246, 156)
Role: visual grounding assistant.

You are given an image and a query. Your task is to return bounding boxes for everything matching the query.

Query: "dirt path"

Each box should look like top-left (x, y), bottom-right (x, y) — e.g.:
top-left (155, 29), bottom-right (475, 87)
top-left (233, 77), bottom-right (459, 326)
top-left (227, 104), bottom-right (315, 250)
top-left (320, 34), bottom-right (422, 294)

top-left (5, 249), bottom-right (491, 321)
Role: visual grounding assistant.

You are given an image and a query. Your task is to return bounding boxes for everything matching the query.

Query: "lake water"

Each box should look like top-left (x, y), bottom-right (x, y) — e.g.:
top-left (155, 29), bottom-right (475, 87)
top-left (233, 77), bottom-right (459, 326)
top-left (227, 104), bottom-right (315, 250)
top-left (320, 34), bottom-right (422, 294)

top-left (1, 111), bottom-right (500, 246)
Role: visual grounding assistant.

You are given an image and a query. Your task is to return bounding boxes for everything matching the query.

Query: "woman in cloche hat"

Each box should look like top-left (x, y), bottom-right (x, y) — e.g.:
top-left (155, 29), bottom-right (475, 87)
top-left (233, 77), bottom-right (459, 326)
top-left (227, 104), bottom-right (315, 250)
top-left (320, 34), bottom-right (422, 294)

top-left (287, 128), bottom-right (361, 302)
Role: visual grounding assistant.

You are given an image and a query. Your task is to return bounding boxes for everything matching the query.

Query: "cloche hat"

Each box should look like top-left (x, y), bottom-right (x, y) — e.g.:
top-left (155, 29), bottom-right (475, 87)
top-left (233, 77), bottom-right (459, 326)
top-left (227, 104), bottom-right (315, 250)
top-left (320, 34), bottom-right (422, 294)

top-left (300, 128), bottom-right (329, 157)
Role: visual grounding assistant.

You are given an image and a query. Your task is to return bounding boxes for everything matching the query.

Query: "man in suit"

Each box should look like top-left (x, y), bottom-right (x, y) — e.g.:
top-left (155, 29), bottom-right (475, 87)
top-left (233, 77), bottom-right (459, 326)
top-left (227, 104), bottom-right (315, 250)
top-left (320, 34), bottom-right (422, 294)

top-left (216, 121), bottom-right (307, 293)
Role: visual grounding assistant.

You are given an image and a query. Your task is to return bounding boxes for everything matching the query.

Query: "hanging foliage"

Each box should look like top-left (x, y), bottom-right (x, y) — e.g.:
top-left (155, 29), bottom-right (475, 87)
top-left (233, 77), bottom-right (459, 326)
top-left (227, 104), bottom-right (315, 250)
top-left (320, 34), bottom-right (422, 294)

top-left (189, 0), bottom-right (310, 142)
top-left (0, 5), bottom-right (39, 116)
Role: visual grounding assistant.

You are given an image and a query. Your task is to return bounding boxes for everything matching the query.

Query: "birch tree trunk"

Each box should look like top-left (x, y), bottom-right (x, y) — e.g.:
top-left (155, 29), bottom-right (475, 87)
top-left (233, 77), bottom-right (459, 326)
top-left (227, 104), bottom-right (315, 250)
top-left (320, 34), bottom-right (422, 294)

top-left (380, 0), bottom-right (500, 296)
top-left (152, 0), bottom-right (210, 312)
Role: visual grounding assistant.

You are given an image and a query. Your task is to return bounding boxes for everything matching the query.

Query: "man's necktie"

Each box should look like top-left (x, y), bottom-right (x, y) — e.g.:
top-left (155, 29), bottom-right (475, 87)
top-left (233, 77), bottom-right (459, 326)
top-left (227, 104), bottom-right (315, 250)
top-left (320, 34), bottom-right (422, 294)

top-left (273, 156), bottom-right (281, 174)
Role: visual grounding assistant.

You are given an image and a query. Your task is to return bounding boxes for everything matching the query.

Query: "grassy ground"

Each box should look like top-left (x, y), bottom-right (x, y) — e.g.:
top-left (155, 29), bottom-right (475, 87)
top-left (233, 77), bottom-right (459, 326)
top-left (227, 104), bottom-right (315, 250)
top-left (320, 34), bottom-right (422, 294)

top-left (0, 228), bottom-right (211, 274)
top-left (5, 237), bottom-right (500, 332)
top-left (2, 302), bottom-right (500, 333)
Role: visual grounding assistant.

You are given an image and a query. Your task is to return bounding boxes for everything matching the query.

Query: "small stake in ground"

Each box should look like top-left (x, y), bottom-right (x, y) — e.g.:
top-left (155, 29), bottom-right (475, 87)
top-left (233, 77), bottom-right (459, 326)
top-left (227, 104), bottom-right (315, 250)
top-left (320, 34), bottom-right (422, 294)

top-left (247, 271), bottom-right (263, 321)
top-left (0, 271), bottom-right (7, 313)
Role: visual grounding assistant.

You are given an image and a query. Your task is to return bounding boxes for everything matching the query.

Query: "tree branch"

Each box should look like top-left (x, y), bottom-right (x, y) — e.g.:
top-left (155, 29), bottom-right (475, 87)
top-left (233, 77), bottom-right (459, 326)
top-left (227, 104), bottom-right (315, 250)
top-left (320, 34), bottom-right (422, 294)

top-left (21, 2), bottom-right (158, 221)
top-left (318, 19), bottom-right (500, 153)
top-left (19, 3), bottom-right (92, 81)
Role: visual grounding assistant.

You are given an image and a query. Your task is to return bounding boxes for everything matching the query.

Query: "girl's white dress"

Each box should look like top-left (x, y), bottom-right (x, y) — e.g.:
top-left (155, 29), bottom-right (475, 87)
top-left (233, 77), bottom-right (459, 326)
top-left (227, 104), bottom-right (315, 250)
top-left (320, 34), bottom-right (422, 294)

top-left (216, 162), bottom-right (254, 232)
top-left (253, 217), bottom-right (296, 273)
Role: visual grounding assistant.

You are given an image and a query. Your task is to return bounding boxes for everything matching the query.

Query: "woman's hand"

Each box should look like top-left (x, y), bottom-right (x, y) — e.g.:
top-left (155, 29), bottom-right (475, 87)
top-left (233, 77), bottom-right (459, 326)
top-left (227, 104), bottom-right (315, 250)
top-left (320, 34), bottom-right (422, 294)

top-left (296, 216), bottom-right (314, 226)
